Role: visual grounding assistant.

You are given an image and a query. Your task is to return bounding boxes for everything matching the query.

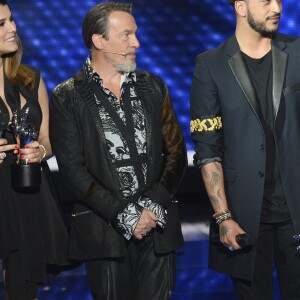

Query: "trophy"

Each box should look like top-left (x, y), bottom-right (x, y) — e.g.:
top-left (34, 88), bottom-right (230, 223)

top-left (10, 108), bottom-right (41, 188)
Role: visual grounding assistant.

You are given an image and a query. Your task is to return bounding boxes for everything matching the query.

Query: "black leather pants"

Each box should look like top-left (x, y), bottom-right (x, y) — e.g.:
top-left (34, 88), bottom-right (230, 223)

top-left (85, 235), bottom-right (176, 300)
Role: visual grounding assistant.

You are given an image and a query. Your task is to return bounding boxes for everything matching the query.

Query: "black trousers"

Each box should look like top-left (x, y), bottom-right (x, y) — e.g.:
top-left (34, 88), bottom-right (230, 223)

top-left (232, 220), bottom-right (300, 300)
top-left (85, 236), bottom-right (176, 300)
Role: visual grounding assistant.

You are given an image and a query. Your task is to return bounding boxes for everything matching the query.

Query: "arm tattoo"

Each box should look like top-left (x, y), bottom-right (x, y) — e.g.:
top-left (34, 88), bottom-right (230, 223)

top-left (214, 162), bottom-right (222, 172)
top-left (208, 195), bottom-right (221, 210)
top-left (210, 171), bottom-right (220, 190)
top-left (220, 225), bottom-right (229, 238)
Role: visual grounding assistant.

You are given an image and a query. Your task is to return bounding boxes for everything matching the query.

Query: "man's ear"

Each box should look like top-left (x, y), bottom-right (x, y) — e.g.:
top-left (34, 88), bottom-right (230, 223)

top-left (91, 34), bottom-right (104, 50)
top-left (235, 0), bottom-right (247, 17)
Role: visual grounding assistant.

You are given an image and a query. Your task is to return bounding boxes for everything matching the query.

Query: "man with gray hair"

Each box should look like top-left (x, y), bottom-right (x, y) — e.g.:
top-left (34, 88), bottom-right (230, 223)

top-left (50, 2), bottom-right (186, 299)
top-left (191, 0), bottom-right (300, 299)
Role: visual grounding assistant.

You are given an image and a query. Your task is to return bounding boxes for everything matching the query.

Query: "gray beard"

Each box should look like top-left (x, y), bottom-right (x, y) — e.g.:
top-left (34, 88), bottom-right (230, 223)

top-left (113, 62), bottom-right (137, 73)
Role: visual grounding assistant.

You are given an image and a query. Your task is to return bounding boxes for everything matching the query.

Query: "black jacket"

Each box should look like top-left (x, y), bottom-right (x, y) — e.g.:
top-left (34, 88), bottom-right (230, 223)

top-left (191, 33), bottom-right (300, 280)
top-left (50, 66), bottom-right (187, 260)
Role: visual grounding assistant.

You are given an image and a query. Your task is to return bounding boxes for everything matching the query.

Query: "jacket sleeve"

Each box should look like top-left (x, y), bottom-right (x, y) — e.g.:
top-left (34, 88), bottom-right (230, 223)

top-left (144, 85), bottom-right (187, 208)
top-left (50, 85), bottom-right (124, 222)
top-left (190, 54), bottom-right (224, 165)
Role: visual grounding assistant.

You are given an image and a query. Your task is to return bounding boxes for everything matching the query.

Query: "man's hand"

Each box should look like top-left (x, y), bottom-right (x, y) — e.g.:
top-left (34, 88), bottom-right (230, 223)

top-left (219, 219), bottom-right (246, 251)
top-left (133, 209), bottom-right (158, 240)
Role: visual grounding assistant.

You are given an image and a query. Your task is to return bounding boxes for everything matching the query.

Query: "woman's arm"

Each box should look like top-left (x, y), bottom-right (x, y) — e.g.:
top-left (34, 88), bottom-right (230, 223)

top-left (19, 75), bottom-right (51, 163)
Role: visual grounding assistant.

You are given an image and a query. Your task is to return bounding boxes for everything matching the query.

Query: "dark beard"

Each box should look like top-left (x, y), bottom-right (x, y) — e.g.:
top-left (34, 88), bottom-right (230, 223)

top-left (247, 11), bottom-right (280, 37)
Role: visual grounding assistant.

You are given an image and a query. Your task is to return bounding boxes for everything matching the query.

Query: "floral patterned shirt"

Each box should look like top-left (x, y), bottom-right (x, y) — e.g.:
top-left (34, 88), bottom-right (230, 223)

top-left (85, 58), bottom-right (166, 239)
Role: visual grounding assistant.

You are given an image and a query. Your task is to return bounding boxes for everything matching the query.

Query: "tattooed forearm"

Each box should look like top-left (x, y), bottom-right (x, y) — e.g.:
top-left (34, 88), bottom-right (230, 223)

top-left (201, 166), bottom-right (208, 178)
top-left (210, 171), bottom-right (220, 190)
top-left (201, 161), bottom-right (228, 212)
top-left (213, 162), bottom-right (222, 172)
top-left (209, 188), bottom-right (223, 211)
top-left (208, 195), bottom-right (221, 210)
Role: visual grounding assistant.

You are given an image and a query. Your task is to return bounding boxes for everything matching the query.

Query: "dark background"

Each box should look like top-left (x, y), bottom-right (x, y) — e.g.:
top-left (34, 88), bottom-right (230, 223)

top-left (11, 0), bottom-right (300, 153)
top-left (5, 2), bottom-right (296, 297)
top-left (11, 0), bottom-right (299, 212)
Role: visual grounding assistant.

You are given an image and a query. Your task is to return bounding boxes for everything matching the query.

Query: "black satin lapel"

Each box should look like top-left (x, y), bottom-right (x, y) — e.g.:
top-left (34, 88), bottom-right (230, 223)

top-left (135, 71), bottom-right (164, 186)
top-left (272, 46), bottom-right (287, 119)
top-left (76, 78), bottom-right (104, 134)
top-left (228, 52), bottom-right (261, 118)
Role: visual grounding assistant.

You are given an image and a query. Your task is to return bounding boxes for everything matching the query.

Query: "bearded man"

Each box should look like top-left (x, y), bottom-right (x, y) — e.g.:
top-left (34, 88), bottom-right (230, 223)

top-left (190, 0), bottom-right (300, 299)
top-left (50, 2), bottom-right (186, 300)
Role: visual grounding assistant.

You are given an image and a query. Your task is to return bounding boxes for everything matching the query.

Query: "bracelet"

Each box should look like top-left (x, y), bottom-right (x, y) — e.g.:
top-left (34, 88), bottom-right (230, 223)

top-left (38, 144), bottom-right (46, 161)
top-left (213, 209), bottom-right (232, 225)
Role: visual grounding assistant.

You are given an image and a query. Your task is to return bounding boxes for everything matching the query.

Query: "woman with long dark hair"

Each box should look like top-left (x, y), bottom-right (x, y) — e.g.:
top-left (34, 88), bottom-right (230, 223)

top-left (0, 1), bottom-right (68, 299)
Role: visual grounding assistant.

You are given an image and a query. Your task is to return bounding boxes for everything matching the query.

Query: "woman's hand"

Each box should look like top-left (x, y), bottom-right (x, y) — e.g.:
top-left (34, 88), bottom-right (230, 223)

top-left (0, 138), bottom-right (20, 164)
top-left (19, 141), bottom-right (46, 164)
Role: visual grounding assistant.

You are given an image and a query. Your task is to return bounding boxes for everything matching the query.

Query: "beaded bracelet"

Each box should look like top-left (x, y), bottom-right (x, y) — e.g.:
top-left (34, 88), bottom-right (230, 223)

top-left (38, 144), bottom-right (46, 161)
top-left (213, 209), bottom-right (232, 225)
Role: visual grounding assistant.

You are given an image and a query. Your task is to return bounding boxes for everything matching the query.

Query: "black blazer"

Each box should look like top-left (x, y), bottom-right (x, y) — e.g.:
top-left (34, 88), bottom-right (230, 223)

top-left (50, 67), bottom-right (187, 260)
top-left (191, 33), bottom-right (300, 280)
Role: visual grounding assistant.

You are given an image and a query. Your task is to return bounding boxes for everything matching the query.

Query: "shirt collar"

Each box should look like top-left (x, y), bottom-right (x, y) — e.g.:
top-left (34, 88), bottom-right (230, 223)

top-left (84, 57), bottom-right (137, 87)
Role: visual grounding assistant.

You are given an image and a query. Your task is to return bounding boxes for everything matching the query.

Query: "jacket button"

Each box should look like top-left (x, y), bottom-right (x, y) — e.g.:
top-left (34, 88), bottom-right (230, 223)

top-left (258, 171), bottom-right (264, 177)
top-left (260, 145), bottom-right (265, 150)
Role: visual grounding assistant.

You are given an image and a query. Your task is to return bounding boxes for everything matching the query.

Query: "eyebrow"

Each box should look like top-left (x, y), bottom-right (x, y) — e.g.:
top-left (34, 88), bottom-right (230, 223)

top-left (122, 29), bottom-right (134, 33)
top-left (121, 28), bottom-right (137, 34)
top-left (0, 14), bottom-right (12, 23)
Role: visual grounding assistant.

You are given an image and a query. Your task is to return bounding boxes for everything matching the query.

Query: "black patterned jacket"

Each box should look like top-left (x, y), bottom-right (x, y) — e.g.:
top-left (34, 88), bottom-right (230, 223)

top-left (50, 66), bottom-right (187, 260)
